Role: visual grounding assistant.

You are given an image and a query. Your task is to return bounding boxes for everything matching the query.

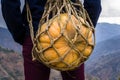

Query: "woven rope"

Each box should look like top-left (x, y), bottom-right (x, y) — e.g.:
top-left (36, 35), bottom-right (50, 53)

top-left (27, 0), bottom-right (95, 71)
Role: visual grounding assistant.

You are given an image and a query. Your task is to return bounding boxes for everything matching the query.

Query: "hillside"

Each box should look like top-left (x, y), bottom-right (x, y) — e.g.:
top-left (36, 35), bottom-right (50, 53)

top-left (85, 35), bottom-right (120, 80)
top-left (0, 46), bottom-right (24, 80)
top-left (96, 23), bottom-right (120, 43)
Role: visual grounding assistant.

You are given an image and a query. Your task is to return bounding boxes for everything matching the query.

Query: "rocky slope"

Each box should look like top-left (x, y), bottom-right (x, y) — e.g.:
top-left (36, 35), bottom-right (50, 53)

top-left (0, 46), bottom-right (24, 80)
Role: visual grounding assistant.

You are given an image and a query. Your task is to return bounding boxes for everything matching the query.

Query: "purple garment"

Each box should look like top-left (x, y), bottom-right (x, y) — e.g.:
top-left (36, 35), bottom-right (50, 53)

top-left (22, 36), bottom-right (50, 80)
top-left (22, 36), bottom-right (85, 80)
top-left (61, 64), bottom-right (85, 80)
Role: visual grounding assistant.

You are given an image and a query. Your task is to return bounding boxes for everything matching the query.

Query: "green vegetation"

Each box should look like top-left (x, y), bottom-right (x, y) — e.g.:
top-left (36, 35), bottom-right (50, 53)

top-left (118, 76), bottom-right (120, 80)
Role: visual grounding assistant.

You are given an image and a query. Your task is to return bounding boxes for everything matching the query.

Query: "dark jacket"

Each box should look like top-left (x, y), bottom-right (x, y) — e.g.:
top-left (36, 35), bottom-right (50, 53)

top-left (1, 0), bottom-right (101, 45)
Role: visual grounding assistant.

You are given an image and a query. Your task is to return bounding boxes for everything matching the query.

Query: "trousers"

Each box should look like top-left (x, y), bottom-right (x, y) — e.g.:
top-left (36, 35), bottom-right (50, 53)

top-left (22, 36), bottom-right (85, 80)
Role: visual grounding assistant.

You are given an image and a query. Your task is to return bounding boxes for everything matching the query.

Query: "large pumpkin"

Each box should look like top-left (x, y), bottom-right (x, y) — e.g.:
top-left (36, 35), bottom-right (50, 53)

top-left (35, 13), bottom-right (94, 71)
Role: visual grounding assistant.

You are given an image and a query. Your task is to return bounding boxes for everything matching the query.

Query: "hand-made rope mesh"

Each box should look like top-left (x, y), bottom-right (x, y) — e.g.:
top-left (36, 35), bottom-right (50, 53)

top-left (26, 0), bottom-right (95, 71)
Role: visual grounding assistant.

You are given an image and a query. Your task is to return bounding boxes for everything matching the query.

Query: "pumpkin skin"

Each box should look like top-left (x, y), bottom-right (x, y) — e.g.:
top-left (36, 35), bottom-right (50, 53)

top-left (36, 13), bottom-right (94, 70)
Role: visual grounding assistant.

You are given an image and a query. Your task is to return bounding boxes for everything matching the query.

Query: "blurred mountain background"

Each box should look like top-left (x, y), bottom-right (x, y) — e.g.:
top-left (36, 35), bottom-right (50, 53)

top-left (1, 0), bottom-right (120, 79)
top-left (0, 27), bottom-right (22, 53)
top-left (0, 23), bottom-right (120, 80)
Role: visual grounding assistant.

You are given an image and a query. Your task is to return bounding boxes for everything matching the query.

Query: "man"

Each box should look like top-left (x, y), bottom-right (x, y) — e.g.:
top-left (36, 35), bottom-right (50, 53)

top-left (1, 0), bottom-right (101, 80)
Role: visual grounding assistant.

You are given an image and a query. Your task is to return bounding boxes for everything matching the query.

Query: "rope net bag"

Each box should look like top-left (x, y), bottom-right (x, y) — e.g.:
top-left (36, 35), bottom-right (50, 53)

top-left (27, 0), bottom-right (95, 71)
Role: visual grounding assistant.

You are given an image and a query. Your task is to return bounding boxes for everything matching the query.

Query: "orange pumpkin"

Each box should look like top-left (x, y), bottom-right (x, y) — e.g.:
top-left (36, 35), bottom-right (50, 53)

top-left (36, 13), bottom-right (94, 70)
